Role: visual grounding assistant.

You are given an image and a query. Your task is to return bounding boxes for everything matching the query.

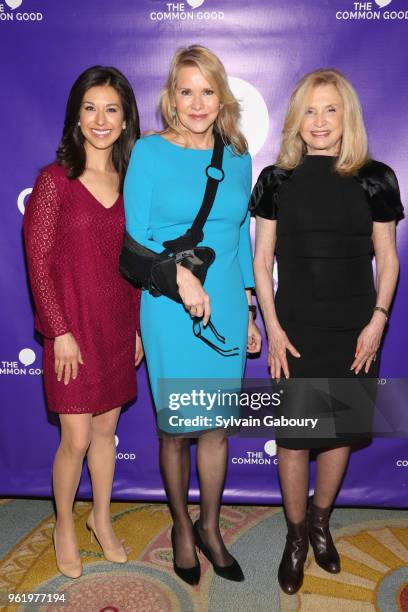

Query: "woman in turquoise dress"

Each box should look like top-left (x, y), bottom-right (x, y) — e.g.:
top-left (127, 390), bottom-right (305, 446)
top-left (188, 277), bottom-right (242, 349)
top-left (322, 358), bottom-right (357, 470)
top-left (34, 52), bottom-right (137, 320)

top-left (124, 45), bottom-right (261, 584)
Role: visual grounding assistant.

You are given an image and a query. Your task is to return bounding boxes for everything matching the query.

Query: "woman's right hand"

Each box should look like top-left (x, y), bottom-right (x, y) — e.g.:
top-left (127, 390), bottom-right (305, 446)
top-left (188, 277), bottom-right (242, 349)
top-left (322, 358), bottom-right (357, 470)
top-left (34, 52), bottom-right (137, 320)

top-left (267, 323), bottom-right (300, 380)
top-left (176, 264), bottom-right (211, 325)
top-left (54, 332), bottom-right (83, 385)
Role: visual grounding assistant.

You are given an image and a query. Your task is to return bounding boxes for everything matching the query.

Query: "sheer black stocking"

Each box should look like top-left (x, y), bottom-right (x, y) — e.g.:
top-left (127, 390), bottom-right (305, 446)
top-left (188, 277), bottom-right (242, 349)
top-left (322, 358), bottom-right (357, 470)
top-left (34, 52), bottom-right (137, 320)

top-left (196, 431), bottom-right (234, 567)
top-left (159, 435), bottom-right (197, 568)
top-left (314, 445), bottom-right (351, 508)
top-left (277, 447), bottom-right (310, 523)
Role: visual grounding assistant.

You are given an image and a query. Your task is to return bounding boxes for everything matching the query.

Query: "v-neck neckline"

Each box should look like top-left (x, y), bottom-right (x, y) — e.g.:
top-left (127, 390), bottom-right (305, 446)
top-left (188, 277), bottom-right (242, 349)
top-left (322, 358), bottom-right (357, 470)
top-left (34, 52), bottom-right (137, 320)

top-left (77, 178), bottom-right (121, 210)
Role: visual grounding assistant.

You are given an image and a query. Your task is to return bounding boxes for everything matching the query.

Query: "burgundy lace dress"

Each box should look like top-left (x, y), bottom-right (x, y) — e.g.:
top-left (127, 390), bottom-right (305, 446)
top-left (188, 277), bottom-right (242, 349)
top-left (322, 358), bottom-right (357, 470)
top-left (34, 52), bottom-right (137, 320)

top-left (24, 162), bottom-right (140, 414)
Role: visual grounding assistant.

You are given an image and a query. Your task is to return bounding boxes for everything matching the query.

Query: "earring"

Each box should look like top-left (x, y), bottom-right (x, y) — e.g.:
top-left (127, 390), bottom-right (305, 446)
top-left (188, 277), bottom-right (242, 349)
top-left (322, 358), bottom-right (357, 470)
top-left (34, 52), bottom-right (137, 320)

top-left (77, 121), bottom-right (80, 127)
top-left (172, 108), bottom-right (177, 119)
top-left (122, 122), bottom-right (126, 130)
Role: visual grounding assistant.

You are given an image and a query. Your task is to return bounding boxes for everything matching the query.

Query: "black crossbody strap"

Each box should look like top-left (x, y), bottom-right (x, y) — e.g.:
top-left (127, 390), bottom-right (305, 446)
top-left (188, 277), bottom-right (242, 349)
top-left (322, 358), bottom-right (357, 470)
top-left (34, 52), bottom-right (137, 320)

top-left (162, 130), bottom-right (225, 253)
top-left (189, 130), bottom-right (224, 241)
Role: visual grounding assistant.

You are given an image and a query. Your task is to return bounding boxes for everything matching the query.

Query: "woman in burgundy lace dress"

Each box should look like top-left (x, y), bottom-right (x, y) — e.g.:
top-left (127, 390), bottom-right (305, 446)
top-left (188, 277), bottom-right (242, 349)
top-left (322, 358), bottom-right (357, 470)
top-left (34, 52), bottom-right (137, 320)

top-left (24, 66), bottom-right (142, 578)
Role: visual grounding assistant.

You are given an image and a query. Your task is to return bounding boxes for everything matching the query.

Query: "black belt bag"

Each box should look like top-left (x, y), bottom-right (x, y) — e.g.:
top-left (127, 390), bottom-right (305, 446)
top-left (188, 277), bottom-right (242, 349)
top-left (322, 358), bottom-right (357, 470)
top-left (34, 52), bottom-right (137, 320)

top-left (120, 235), bottom-right (215, 304)
top-left (119, 129), bottom-right (224, 302)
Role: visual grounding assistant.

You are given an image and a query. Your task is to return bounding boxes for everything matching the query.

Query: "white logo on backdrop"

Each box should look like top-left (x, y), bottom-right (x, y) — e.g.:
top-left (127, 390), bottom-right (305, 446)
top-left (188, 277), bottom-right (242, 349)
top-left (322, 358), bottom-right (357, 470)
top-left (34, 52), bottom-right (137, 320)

top-left (19, 348), bottom-right (36, 366)
top-left (17, 188), bottom-right (32, 214)
top-left (186, 0), bottom-right (205, 7)
top-left (115, 434), bottom-right (136, 461)
top-left (264, 439), bottom-right (277, 457)
top-left (149, 1), bottom-right (224, 21)
top-left (231, 441), bottom-right (278, 466)
top-left (0, 1), bottom-right (43, 21)
top-left (336, 0), bottom-right (407, 20)
top-left (5, 0), bottom-right (23, 9)
top-left (228, 77), bottom-right (269, 158)
top-left (0, 348), bottom-right (41, 376)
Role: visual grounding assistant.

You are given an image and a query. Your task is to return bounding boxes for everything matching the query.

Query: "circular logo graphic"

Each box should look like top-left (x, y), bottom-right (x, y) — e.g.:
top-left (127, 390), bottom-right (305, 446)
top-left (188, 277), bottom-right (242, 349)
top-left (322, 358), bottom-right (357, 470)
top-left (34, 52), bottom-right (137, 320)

top-left (115, 435), bottom-right (119, 447)
top-left (375, 0), bottom-right (392, 7)
top-left (18, 348), bottom-right (36, 366)
top-left (18, 188), bottom-right (32, 215)
top-left (228, 77), bottom-right (270, 157)
top-left (264, 439), bottom-right (277, 457)
top-left (186, 0), bottom-right (205, 7)
top-left (5, 0), bottom-right (23, 9)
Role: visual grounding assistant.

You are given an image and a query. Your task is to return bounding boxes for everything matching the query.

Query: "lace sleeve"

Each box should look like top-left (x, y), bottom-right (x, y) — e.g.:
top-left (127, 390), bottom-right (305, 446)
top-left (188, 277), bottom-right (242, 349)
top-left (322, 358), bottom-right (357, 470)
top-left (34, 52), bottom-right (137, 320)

top-left (23, 167), bottom-right (71, 338)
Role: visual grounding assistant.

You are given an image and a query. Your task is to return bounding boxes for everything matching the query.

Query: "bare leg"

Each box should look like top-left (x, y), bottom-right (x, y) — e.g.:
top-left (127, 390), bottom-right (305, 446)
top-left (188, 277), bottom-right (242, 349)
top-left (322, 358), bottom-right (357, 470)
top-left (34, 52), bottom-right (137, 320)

top-left (159, 435), bottom-right (195, 568)
top-left (53, 413), bottom-right (92, 563)
top-left (86, 407), bottom-right (122, 549)
top-left (196, 430), bottom-right (233, 566)
top-left (314, 445), bottom-right (351, 508)
top-left (277, 447), bottom-right (310, 522)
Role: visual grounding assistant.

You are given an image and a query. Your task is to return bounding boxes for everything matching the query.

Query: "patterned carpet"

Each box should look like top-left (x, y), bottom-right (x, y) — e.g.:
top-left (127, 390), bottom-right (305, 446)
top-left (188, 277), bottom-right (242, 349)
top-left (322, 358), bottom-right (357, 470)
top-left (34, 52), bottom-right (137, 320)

top-left (1, 499), bottom-right (408, 611)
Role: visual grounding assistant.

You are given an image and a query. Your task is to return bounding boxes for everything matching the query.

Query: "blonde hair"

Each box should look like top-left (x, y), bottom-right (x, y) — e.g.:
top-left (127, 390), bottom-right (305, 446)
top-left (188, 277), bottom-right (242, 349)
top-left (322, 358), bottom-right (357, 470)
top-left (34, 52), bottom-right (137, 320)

top-left (158, 45), bottom-right (247, 155)
top-left (277, 68), bottom-right (369, 175)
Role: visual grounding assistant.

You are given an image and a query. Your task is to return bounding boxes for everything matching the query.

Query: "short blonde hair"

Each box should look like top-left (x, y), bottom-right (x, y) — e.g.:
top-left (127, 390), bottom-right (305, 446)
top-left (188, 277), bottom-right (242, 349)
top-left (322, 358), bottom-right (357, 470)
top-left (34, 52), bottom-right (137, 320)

top-left (159, 45), bottom-right (247, 155)
top-left (277, 68), bottom-right (369, 175)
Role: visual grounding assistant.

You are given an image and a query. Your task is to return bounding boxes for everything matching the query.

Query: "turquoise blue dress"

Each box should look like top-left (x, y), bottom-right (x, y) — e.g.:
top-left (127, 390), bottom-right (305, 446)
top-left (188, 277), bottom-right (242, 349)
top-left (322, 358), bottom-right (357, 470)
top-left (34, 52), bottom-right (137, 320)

top-left (124, 134), bottom-right (254, 434)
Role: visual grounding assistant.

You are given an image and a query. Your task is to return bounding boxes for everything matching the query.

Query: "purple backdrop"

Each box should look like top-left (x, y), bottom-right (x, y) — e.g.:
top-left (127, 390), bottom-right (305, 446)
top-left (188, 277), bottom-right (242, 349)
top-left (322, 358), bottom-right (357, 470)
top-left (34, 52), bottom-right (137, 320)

top-left (1, 0), bottom-right (407, 507)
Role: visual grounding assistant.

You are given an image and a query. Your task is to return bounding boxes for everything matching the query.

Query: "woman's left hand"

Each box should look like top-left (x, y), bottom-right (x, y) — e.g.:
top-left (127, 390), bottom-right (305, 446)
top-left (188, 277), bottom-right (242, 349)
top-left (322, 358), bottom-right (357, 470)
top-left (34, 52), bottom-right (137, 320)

top-left (135, 332), bottom-right (144, 366)
top-left (350, 313), bottom-right (387, 374)
top-left (247, 318), bottom-right (262, 354)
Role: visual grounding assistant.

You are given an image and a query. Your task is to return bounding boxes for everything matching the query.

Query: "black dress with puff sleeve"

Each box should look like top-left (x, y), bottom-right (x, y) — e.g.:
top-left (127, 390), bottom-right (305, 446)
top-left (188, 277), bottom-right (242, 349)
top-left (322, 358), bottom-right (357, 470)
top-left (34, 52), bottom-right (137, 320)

top-left (251, 156), bottom-right (404, 449)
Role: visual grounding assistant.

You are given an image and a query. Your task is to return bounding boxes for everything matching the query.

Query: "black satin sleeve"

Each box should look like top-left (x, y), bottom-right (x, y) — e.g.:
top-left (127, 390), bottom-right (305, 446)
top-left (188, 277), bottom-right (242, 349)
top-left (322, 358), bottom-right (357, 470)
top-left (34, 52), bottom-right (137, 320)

top-left (356, 160), bottom-right (404, 224)
top-left (249, 165), bottom-right (291, 220)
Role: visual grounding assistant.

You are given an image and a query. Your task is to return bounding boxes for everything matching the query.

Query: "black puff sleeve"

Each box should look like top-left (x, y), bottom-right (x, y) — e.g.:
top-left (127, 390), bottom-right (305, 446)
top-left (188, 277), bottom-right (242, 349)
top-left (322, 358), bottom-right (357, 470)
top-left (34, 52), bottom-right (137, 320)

top-left (356, 160), bottom-right (404, 224)
top-left (249, 165), bottom-right (291, 220)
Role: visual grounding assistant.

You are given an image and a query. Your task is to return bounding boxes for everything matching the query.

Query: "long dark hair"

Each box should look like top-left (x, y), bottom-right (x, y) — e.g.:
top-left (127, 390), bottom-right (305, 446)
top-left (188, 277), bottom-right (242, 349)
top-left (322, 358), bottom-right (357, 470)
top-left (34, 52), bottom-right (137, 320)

top-left (57, 66), bottom-right (140, 190)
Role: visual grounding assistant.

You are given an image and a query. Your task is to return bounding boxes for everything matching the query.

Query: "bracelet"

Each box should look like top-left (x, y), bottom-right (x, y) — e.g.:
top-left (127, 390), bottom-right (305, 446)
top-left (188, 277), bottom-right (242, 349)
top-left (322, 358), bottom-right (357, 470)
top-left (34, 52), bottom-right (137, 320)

top-left (374, 306), bottom-right (389, 321)
top-left (248, 305), bottom-right (257, 320)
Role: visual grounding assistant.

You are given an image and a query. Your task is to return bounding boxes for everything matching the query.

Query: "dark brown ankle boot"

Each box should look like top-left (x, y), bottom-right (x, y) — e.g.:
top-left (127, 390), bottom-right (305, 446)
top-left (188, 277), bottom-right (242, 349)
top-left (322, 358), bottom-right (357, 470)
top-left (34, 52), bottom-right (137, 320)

top-left (278, 519), bottom-right (309, 595)
top-left (307, 497), bottom-right (340, 573)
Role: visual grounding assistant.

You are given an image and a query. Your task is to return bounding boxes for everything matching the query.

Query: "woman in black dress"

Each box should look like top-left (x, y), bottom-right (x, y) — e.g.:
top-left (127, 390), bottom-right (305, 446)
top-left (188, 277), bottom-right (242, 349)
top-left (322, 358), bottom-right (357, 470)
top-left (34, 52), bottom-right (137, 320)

top-left (251, 68), bottom-right (403, 595)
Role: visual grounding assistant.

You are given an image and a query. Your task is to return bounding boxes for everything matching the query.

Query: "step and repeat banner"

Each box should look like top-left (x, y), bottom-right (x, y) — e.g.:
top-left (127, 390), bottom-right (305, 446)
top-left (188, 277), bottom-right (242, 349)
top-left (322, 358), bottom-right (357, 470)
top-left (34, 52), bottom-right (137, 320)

top-left (1, 0), bottom-right (407, 506)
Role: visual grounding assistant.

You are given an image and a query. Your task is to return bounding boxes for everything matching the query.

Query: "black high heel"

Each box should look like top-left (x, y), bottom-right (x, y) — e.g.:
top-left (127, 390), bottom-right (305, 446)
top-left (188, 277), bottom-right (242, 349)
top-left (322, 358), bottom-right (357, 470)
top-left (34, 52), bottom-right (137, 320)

top-left (171, 527), bottom-right (201, 585)
top-left (193, 520), bottom-right (244, 582)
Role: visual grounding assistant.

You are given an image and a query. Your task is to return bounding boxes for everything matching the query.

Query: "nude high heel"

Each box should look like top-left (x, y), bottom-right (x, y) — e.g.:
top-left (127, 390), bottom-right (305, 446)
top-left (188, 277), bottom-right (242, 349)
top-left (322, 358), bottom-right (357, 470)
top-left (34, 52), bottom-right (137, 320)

top-left (86, 511), bottom-right (127, 564)
top-left (52, 528), bottom-right (82, 579)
